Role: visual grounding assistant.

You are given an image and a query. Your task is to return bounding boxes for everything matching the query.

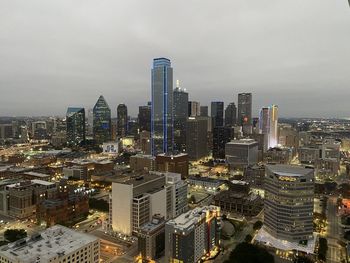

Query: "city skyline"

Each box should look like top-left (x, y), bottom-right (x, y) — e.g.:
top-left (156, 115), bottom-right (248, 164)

top-left (1, 0), bottom-right (350, 118)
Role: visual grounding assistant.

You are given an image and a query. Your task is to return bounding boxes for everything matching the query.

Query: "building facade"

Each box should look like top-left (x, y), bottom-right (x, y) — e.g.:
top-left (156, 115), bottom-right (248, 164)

top-left (93, 95), bottom-right (111, 144)
top-left (173, 87), bottom-right (188, 152)
top-left (117, 104), bottom-right (128, 137)
top-left (66, 107), bottom-right (85, 147)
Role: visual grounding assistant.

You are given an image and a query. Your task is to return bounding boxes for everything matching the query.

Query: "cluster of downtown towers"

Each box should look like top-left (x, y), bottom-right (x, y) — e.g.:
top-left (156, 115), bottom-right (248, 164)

top-left (66, 57), bottom-right (256, 157)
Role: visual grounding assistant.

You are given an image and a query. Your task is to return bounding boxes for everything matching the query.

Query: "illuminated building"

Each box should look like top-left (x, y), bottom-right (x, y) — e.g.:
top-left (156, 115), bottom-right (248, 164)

top-left (211, 101), bottom-right (224, 128)
top-left (151, 58), bottom-right (173, 156)
top-left (173, 85), bottom-right (188, 152)
top-left (259, 105), bottom-right (278, 149)
top-left (165, 206), bottom-right (221, 263)
top-left (117, 103), bottom-right (128, 137)
top-left (93, 95), bottom-right (111, 144)
top-left (264, 164), bottom-right (314, 242)
top-left (66, 107), bottom-right (85, 147)
top-left (111, 172), bottom-right (187, 236)
top-left (224, 102), bottom-right (237, 127)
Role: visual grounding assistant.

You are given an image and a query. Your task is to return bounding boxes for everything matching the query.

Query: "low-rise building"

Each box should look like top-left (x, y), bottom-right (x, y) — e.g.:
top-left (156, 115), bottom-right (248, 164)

top-left (225, 139), bottom-right (258, 169)
top-left (0, 225), bottom-right (100, 263)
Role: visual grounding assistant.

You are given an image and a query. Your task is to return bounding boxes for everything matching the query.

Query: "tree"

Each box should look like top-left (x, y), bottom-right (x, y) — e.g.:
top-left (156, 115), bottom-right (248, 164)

top-left (253, 221), bottom-right (263, 231)
top-left (4, 229), bottom-right (27, 243)
top-left (89, 198), bottom-right (109, 212)
top-left (224, 242), bottom-right (274, 263)
top-left (244, 234), bottom-right (252, 243)
top-left (189, 195), bottom-right (196, 204)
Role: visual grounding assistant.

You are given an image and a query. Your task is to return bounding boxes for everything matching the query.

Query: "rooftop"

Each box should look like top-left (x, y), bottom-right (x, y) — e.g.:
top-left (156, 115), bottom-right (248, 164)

top-left (227, 139), bottom-right (257, 145)
top-left (266, 164), bottom-right (314, 177)
top-left (24, 171), bottom-right (50, 178)
top-left (166, 206), bottom-right (219, 231)
top-left (0, 225), bottom-right (98, 262)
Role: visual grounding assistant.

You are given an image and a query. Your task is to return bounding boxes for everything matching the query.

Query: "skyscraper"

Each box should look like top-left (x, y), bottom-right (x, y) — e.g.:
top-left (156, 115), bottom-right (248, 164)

top-left (188, 101), bottom-right (200, 117)
top-left (117, 104), bottom-right (128, 137)
top-left (138, 104), bottom-right (151, 132)
top-left (151, 58), bottom-right (173, 155)
top-left (211, 101), bottom-right (224, 128)
top-left (225, 102), bottom-right (237, 127)
top-left (213, 126), bottom-right (233, 159)
top-left (259, 105), bottom-right (279, 149)
top-left (186, 117), bottom-right (208, 160)
top-left (238, 93), bottom-right (252, 126)
top-left (173, 86), bottom-right (188, 152)
top-left (264, 164), bottom-right (314, 242)
top-left (66, 107), bottom-right (85, 146)
top-left (93, 95), bottom-right (111, 144)
top-left (200, 106), bottom-right (208, 117)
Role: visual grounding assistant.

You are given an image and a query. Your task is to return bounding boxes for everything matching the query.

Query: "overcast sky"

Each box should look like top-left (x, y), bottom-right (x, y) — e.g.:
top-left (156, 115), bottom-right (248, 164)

top-left (0, 0), bottom-right (349, 118)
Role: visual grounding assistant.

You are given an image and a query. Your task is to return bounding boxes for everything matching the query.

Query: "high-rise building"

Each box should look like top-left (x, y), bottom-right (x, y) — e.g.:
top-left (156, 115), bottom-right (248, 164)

top-left (186, 117), bottom-right (208, 160)
top-left (225, 139), bottom-right (259, 169)
top-left (138, 104), bottom-right (151, 132)
top-left (264, 164), bottom-right (314, 242)
top-left (151, 58), bottom-right (173, 156)
top-left (225, 102), bottom-right (237, 127)
top-left (0, 225), bottom-right (100, 263)
top-left (93, 95), bottom-right (111, 144)
top-left (66, 107), bottom-right (85, 147)
top-left (110, 172), bottom-right (187, 236)
top-left (259, 105), bottom-right (279, 149)
top-left (200, 106), bottom-right (208, 117)
top-left (155, 153), bottom-right (189, 178)
top-left (173, 86), bottom-right (188, 152)
top-left (213, 126), bottom-right (232, 159)
top-left (165, 206), bottom-right (221, 263)
top-left (238, 93), bottom-right (252, 129)
top-left (188, 101), bottom-right (200, 117)
top-left (211, 101), bottom-right (224, 128)
top-left (117, 104), bottom-right (128, 138)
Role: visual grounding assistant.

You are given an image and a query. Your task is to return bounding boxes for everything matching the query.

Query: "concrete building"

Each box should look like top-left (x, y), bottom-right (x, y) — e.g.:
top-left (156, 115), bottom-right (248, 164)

top-left (165, 206), bottom-right (221, 263)
top-left (264, 164), bottom-right (314, 242)
top-left (243, 164), bottom-right (265, 189)
top-left (225, 139), bottom-right (258, 169)
top-left (0, 225), bottom-right (99, 263)
top-left (188, 101), bottom-right (200, 117)
top-left (264, 147), bottom-right (293, 164)
top-left (187, 176), bottom-right (225, 193)
top-left (130, 154), bottom-right (155, 173)
top-left (186, 117), bottom-right (208, 160)
top-left (138, 214), bottom-right (165, 261)
top-left (155, 153), bottom-right (189, 178)
top-left (110, 172), bottom-right (187, 236)
top-left (259, 105), bottom-right (278, 149)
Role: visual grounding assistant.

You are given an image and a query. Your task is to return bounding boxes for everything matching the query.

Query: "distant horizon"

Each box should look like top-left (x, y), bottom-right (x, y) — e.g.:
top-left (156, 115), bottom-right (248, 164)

top-left (1, 1), bottom-right (350, 118)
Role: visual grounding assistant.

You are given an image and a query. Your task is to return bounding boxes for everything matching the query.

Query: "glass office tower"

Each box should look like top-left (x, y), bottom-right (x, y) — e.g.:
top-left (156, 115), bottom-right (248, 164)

top-left (211, 101), bottom-right (224, 128)
top-left (151, 58), bottom-right (173, 155)
top-left (173, 86), bottom-right (188, 152)
top-left (66, 107), bottom-right (85, 146)
top-left (117, 103), bottom-right (128, 137)
top-left (93, 95), bottom-right (111, 144)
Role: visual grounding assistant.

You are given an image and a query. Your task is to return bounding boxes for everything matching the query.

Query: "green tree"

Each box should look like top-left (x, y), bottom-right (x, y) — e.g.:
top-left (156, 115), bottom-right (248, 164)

top-left (224, 242), bottom-right (274, 263)
top-left (4, 229), bottom-right (27, 243)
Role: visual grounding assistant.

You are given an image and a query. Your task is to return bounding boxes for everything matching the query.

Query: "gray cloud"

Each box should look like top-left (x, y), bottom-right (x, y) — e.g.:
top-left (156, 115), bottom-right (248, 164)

top-left (0, 0), bottom-right (349, 118)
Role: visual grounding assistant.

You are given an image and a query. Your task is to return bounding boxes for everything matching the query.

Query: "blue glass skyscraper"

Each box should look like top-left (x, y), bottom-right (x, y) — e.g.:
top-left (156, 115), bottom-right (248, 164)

top-left (151, 58), bottom-right (173, 155)
top-left (93, 95), bottom-right (111, 144)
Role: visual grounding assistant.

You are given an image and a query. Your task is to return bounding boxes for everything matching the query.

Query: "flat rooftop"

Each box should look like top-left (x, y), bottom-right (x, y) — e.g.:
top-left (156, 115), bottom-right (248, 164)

top-left (0, 225), bottom-right (98, 262)
top-left (166, 206), bottom-right (219, 231)
top-left (266, 164), bottom-right (314, 177)
top-left (227, 139), bottom-right (257, 145)
top-left (255, 227), bottom-right (316, 254)
top-left (122, 173), bottom-right (163, 187)
top-left (24, 172), bottom-right (50, 178)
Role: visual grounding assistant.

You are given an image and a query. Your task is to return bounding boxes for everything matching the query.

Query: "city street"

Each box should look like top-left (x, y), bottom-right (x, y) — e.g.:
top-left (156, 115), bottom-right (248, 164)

top-left (326, 197), bottom-right (344, 263)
